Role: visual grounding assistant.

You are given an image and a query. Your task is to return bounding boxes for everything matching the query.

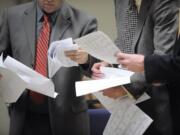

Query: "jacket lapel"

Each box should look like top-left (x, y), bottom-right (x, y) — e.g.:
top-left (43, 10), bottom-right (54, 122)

top-left (50, 2), bottom-right (71, 42)
top-left (23, 3), bottom-right (36, 61)
top-left (132, 0), bottom-right (152, 51)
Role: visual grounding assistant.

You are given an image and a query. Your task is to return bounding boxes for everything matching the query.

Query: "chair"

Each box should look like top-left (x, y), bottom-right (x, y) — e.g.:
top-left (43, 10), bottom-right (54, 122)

top-left (88, 108), bottom-right (110, 135)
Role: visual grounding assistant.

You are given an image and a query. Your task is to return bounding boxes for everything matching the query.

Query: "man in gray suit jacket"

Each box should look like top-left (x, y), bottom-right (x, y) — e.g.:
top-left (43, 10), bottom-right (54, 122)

top-left (92, 0), bottom-right (178, 135)
top-left (0, 0), bottom-right (97, 135)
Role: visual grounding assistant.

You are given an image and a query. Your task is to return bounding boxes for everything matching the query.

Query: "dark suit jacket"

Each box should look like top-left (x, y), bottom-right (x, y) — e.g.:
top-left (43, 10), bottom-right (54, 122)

top-left (0, 1), bottom-right (97, 135)
top-left (114, 0), bottom-right (178, 134)
top-left (145, 38), bottom-right (180, 83)
top-left (145, 37), bottom-right (180, 134)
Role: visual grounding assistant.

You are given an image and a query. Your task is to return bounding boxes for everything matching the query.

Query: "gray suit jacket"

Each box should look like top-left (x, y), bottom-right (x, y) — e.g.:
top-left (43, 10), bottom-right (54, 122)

top-left (0, 0), bottom-right (32, 9)
top-left (0, 1), bottom-right (97, 135)
top-left (114, 0), bottom-right (178, 134)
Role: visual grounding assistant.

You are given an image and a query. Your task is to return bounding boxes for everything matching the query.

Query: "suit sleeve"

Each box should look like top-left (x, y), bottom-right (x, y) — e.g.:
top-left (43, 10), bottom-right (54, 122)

top-left (125, 0), bottom-right (179, 99)
top-left (152, 0), bottom-right (178, 55)
top-left (145, 54), bottom-right (180, 83)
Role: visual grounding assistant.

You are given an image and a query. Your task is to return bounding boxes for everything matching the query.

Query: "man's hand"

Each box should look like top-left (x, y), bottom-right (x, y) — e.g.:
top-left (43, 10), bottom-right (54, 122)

top-left (103, 86), bottom-right (127, 99)
top-left (65, 48), bottom-right (89, 64)
top-left (91, 62), bottom-right (109, 79)
top-left (116, 52), bottom-right (145, 72)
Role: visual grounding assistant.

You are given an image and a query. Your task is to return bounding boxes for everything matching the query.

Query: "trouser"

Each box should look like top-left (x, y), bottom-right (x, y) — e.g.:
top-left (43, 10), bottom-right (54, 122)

top-left (22, 111), bottom-right (52, 135)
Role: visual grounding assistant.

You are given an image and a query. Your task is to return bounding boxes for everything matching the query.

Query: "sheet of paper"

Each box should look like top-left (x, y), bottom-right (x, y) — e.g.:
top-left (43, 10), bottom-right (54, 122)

top-left (0, 67), bottom-right (27, 103)
top-left (103, 103), bottom-right (153, 135)
top-left (48, 38), bottom-right (78, 78)
top-left (93, 92), bottom-right (152, 135)
top-left (100, 67), bottom-right (134, 78)
top-left (93, 91), bottom-right (152, 135)
top-left (0, 55), bottom-right (58, 103)
top-left (93, 92), bottom-right (150, 113)
top-left (75, 77), bottom-right (131, 96)
top-left (76, 67), bottom-right (135, 97)
top-left (74, 31), bottom-right (120, 64)
top-left (4, 56), bottom-right (57, 98)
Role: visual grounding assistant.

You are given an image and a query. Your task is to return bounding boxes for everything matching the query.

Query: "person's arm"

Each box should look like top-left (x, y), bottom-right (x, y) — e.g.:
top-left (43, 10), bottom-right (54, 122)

top-left (124, 0), bottom-right (178, 99)
top-left (145, 53), bottom-right (180, 83)
top-left (115, 47), bottom-right (180, 83)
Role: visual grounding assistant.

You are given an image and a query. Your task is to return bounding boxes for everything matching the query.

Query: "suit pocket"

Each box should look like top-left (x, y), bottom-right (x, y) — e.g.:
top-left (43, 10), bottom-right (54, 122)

top-left (71, 98), bottom-right (88, 114)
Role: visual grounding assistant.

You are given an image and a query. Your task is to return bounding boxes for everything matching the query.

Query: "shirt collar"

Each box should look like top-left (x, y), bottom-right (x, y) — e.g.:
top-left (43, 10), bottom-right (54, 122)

top-left (37, 3), bottom-right (59, 25)
top-left (135, 0), bottom-right (142, 12)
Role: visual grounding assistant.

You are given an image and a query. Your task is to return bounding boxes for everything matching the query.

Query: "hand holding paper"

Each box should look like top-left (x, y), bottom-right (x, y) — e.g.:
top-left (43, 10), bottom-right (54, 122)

top-left (116, 52), bottom-right (145, 72)
top-left (75, 67), bottom-right (134, 96)
top-left (65, 48), bottom-right (89, 64)
top-left (48, 38), bottom-right (78, 78)
top-left (74, 31), bottom-right (120, 64)
top-left (91, 61), bottom-right (110, 79)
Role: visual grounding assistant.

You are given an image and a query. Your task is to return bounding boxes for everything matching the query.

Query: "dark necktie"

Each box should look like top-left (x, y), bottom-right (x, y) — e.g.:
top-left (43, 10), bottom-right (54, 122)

top-left (30, 15), bottom-right (51, 104)
top-left (120, 0), bottom-right (138, 53)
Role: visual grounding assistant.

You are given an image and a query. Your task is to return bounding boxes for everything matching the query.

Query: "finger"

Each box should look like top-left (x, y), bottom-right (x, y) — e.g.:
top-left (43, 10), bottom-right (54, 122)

top-left (115, 51), bottom-right (121, 57)
top-left (116, 52), bottom-right (130, 60)
top-left (117, 58), bottom-right (129, 65)
top-left (64, 50), bottom-right (77, 56)
top-left (91, 73), bottom-right (104, 79)
top-left (102, 90), bottom-right (111, 97)
top-left (91, 64), bottom-right (102, 74)
top-left (64, 53), bottom-right (76, 58)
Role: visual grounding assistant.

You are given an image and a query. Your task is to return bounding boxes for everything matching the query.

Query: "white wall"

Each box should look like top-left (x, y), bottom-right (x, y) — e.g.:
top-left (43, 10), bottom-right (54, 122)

top-left (67, 0), bottom-right (117, 40)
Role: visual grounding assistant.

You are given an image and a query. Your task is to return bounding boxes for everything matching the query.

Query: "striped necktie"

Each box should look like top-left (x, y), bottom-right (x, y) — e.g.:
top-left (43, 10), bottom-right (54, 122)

top-left (30, 15), bottom-right (51, 104)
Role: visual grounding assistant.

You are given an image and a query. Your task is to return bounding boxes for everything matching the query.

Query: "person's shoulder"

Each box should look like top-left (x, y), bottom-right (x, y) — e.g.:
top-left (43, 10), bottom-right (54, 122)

top-left (62, 2), bottom-right (96, 23)
top-left (151, 0), bottom-right (177, 7)
top-left (7, 1), bottom-right (34, 15)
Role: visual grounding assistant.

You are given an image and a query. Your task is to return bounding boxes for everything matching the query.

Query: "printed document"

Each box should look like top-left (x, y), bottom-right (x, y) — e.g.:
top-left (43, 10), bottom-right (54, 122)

top-left (93, 92), bottom-right (152, 135)
top-left (103, 103), bottom-right (153, 135)
top-left (74, 31), bottom-right (120, 64)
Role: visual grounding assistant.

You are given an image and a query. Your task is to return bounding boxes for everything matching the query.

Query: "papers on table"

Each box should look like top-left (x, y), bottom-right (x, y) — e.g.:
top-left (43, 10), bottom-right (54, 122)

top-left (74, 31), bottom-right (120, 64)
top-left (0, 55), bottom-right (57, 103)
top-left (75, 67), bottom-right (134, 96)
top-left (48, 38), bottom-right (78, 78)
